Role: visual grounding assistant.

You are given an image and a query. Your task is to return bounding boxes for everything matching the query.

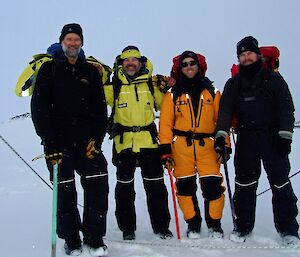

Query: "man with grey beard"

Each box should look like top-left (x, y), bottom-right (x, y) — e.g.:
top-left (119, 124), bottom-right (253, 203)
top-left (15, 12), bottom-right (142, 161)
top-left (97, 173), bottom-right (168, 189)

top-left (31, 23), bottom-right (109, 256)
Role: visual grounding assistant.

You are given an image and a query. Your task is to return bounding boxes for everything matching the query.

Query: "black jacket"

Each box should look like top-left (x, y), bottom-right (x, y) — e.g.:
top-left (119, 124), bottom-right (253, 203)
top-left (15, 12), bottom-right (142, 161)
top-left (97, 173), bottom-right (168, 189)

top-left (216, 67), bottom-right (295, 133)
top-left (31, 56), bottom-right (107, 148)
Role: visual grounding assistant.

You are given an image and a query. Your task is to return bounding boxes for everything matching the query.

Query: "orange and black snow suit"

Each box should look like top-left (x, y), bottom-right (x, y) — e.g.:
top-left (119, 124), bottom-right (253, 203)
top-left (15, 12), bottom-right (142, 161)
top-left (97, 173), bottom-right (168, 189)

top-left (159, 76), bottom-right (226, 229)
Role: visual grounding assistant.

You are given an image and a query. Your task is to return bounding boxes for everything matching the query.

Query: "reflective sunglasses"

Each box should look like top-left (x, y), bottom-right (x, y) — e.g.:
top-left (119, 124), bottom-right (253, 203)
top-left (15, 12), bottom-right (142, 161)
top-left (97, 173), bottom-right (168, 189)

top-left (181, 60), bottom-right (197, 68)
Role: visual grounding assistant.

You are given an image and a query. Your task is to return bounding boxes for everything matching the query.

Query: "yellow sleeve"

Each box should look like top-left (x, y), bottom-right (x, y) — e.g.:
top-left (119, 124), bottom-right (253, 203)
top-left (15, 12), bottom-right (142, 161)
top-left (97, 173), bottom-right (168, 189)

top-left (153, 85), bottom-right (165, 110)
top-left (103, 84), bottom-right (114, 107)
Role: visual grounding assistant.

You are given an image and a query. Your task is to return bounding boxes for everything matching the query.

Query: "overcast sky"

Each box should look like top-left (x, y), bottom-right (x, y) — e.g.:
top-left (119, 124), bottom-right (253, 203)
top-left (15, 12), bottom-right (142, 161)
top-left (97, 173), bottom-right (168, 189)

top-left (1, 0), bottom-right (299, 122)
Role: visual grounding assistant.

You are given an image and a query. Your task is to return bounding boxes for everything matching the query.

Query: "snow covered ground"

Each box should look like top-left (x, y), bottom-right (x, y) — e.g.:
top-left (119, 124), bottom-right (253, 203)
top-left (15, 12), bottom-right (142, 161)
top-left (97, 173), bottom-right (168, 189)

top-left (0, 117), bottom-right (300, 257)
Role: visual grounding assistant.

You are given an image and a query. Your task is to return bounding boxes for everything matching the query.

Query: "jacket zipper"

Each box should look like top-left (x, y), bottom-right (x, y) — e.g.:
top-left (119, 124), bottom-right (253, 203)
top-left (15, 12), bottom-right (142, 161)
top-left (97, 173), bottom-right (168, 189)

top-left (196, 94), bottom-right (204, 127)
top-left (187, 94), bottom-right (197, 161)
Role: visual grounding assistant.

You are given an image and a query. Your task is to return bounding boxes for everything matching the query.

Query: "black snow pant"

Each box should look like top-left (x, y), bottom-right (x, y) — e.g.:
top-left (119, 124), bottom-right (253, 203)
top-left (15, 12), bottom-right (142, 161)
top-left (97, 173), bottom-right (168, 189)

top-left (114, 148), bottom-right (171, 234)
top-left (46, 143), bottom-right (109, 247)
top-left (233, 129), bottom-right (299, 236)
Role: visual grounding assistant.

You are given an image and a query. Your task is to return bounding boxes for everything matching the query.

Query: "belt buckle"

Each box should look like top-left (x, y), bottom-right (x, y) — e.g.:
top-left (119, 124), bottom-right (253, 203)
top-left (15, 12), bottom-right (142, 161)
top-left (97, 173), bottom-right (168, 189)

top-left (132, 126), bottom-right (141, 132)
top-left (191, 133), bottom-right (196, 139)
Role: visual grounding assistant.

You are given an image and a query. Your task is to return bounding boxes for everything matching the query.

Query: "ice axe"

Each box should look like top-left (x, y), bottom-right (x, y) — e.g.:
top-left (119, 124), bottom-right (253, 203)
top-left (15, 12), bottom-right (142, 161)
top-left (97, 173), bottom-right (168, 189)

top-left (51, 162), bottom-right (59, 257)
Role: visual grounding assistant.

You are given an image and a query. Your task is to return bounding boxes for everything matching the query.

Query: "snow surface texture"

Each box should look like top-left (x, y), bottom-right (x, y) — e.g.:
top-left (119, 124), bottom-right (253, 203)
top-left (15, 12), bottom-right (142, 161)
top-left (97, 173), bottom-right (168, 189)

top-left (0, 118), bottom-right (300, 257)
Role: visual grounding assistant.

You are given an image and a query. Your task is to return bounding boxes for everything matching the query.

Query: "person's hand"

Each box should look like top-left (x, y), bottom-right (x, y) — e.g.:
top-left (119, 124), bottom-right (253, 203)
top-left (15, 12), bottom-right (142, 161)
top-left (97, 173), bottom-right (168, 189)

top-left (152, 74), bottom-right (170, 93)
top-left (44, 141), bottom-right (63, 165)
top-left (214, 137), bottom-right (231, 164)
top-left (276, 136), bottom-right (292, 157)
top-left (86, 138), bottom-right (100, 159)
top-left (214, 137), bottom-right (226, 155)
top-left (168, 77), bottom-right (176, 87)
top-left (217, 147), bottom-right (232, 164)
top-left (161, 154), bottom-right (176, 170)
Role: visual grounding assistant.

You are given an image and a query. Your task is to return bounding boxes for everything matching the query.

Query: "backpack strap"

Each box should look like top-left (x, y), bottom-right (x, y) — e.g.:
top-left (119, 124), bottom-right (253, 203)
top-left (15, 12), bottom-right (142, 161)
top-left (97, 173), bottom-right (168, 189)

top-left (204, 77), bottom-right (216, 100)
top-left (147, 77), bottom-right (157, 111)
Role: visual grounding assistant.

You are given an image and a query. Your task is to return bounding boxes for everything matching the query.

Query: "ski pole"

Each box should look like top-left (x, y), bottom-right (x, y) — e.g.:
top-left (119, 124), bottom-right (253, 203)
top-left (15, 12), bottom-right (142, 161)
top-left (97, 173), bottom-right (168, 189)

top-left (257, 170), bottom-right (300, 196)
top-left (51, 162), bottom-right (59, 257)
top-left (0, 134), bottom-right (52, 190)
top-left (167, 168), bottom-right (181, 240)
top-left (231, 128), bottom-right (237, 146)
top-left (223, 149), bottom-right (237, 230)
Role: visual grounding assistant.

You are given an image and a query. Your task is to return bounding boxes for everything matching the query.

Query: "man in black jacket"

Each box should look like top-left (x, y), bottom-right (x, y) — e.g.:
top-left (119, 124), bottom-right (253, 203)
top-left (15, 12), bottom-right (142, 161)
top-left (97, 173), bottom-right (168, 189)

top-left (215, 36), bottom-right (299, 245)
top-left (31, 23), bottom-right (108, 256)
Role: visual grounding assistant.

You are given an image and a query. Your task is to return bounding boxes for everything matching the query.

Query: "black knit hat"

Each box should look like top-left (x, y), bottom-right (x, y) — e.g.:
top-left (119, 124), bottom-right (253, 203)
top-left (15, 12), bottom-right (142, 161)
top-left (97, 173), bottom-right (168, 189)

top-left (179, 51), bottom-right (199, 66)
top-left (59, 23), bottom-right (83, 46)
top-left (237, 36), bottom-right (260, 56)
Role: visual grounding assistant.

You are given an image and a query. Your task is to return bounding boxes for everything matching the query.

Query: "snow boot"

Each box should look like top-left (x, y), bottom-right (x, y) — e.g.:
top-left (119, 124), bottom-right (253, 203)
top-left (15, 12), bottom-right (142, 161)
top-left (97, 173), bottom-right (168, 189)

top-left (186, 215), bottom-right (201, 239)
top-left (154, 228), bottom-right (174, 239)
top-left (123, 231), bottom-right (136, 240)
top-left (87, 244), bottom-right (108, 257)
top-left (83, 236), bottom-right (108, 256)
top-left (208, 226), bottom-right (224, 239)
top-left (229, 230), bottom-right (250, 243)
top-left (64, 235), bottom-right (82, 256)
top-left (280, 234), bottom-right (300, 246)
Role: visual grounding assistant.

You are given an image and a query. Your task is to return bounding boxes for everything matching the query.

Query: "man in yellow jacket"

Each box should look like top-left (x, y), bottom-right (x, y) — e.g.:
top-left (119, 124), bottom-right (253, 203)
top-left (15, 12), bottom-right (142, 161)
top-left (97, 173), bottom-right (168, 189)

top-left (104, 46), bottom-right (172, 240)
top-left (159, 51), bottom-right (226, 239)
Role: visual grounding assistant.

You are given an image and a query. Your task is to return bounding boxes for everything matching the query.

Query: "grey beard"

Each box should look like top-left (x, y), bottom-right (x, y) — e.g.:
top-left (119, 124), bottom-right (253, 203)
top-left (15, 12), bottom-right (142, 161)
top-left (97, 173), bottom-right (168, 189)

top-left (126, 70), bottom-right (137, 76)
top-left (62, 44), bottom-right (81, 58)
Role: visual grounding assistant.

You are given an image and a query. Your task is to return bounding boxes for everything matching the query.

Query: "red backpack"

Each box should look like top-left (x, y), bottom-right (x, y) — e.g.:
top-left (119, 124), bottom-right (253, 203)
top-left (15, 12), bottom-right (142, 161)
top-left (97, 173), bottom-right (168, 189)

top-left (171, 53), bottom-right (207, 80)
top-left (231, 46), bottom-right (280, 77)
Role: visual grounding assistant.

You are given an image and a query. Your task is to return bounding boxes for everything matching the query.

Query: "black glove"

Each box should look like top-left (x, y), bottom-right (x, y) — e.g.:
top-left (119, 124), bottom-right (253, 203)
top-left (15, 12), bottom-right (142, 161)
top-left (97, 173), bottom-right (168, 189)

top-left (152, 74), bottom-right (170, 93)
top-left (159, 143), bottom-right (175, 170)
top-left (44, 140), bottom-right (63, 164)
top-left (214, 137), bottom-right (226, 155)
top-left (276, 136), bottom-right (292, 157)
top-left (214, 137), bottom-right (231, 164)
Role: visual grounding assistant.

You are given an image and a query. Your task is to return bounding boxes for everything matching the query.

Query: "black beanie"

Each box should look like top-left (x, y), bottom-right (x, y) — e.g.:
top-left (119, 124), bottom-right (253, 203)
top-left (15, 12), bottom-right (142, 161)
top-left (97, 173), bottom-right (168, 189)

top-left (179, 51), bottom-right (199, 66)
top-left (59, 23), bottom-right (84, 46)
top-left (236, 36), bottom-right (260, 56)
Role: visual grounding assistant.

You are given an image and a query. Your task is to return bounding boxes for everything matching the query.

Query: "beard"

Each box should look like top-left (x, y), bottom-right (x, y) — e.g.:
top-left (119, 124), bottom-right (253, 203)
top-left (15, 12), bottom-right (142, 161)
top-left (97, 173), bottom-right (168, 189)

top-left (124, 64), bottom-right (141, 76)
top-left (62, 43), bottom-right (81, 58)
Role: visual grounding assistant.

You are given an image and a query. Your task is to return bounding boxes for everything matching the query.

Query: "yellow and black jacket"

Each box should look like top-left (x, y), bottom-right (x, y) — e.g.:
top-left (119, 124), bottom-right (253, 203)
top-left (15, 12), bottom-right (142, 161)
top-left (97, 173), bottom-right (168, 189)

top-left (104, 58), bottom-right (165, 154)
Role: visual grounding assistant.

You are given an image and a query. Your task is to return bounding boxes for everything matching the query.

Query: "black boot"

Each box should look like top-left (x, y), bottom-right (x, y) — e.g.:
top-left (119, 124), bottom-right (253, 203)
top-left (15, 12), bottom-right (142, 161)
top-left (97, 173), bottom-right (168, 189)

top-left (186, 215), bottom-right (201, 238)
top-left (64, 234), bottom-right (82, 256)
top-left (154, 228), bottom-right (173, 239)
top-left (123, 231), bottom-right (136, 240)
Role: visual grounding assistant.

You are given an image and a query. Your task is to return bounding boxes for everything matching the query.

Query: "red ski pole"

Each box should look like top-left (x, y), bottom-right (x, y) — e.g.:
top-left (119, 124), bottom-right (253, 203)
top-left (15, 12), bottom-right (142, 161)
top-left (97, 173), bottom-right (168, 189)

top-left (167, 168), bottom-right (181, 240)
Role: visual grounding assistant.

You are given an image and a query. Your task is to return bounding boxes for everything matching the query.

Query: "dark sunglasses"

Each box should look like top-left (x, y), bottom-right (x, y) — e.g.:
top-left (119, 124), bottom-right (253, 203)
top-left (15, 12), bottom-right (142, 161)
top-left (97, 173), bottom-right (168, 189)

top-left (181, 60), bottom-right (197, 68)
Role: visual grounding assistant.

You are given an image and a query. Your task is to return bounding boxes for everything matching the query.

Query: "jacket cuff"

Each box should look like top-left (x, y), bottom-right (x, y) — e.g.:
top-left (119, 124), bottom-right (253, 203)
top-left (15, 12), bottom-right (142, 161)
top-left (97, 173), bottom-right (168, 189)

top-left (215, 130), bottom-right (228, 139)
top-left (278, 130), bottom-right (293, 140)
top-left (161, 154), bottom-right (172, 160)
top-left (159, 143), bottom-right (172, 157)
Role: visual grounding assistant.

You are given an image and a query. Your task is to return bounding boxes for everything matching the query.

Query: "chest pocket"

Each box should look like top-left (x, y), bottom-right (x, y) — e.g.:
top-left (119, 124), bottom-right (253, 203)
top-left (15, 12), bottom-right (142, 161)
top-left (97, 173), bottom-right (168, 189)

top-left (174, 99), bottom-right (187, 112)
top-left (237, 83), bottom-right (274, 129)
